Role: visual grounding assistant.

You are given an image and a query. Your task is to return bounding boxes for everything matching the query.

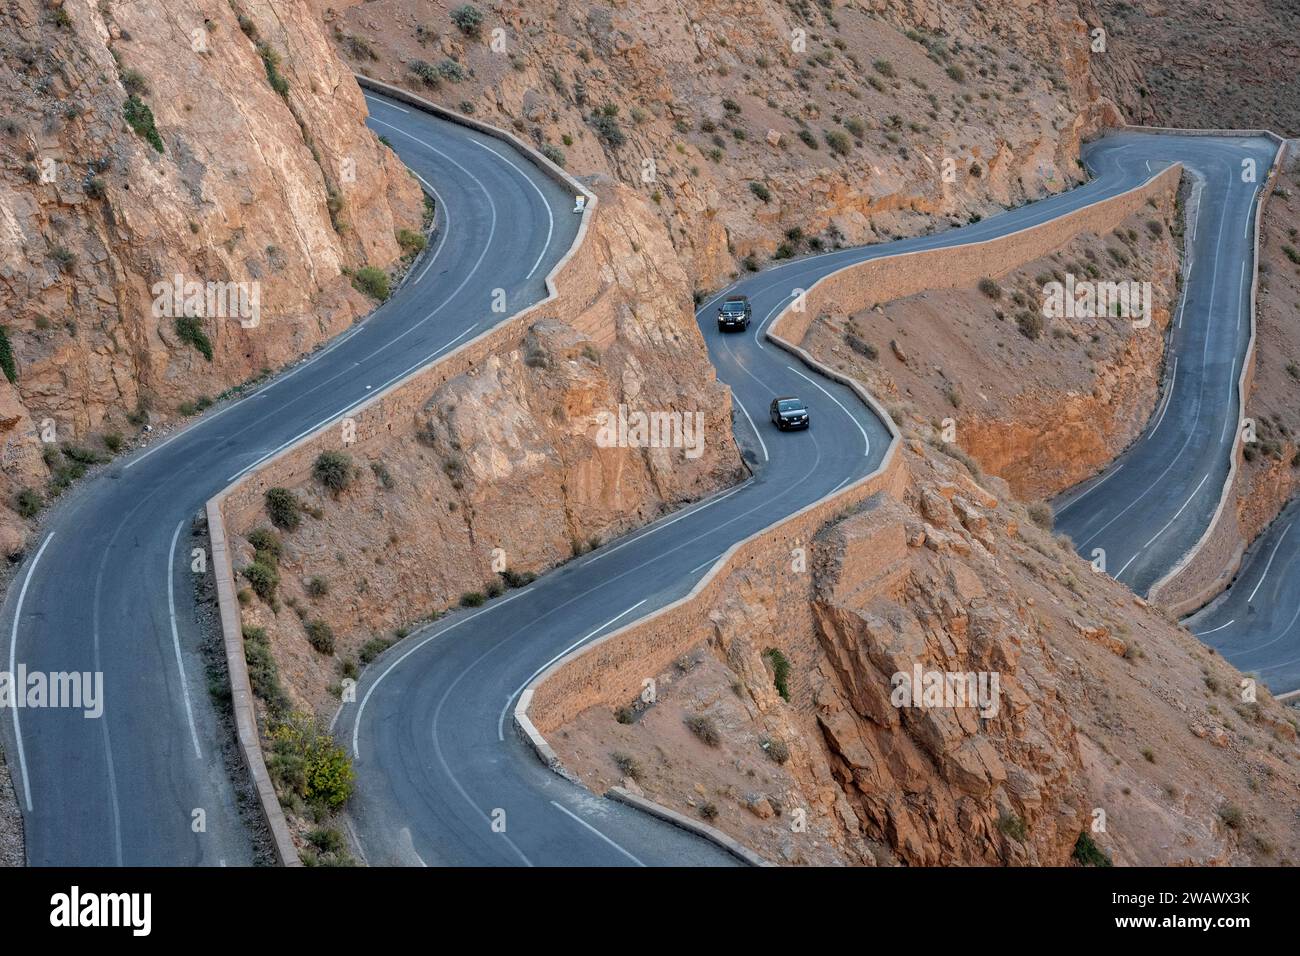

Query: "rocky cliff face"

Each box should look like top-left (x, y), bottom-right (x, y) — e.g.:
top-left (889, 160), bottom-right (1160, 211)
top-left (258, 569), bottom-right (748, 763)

top-left (328, 0), bottom-right (1121, 290)
top-left (555, 439), bottom-right (1300, 865)
top-left (233, 183), bottom-right (745, 712)
top-left (0, 0), bottom-right (423, 555)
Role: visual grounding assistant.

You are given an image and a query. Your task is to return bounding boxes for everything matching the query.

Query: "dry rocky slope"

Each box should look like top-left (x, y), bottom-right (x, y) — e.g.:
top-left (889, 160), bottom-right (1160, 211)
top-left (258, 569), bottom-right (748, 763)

top-left (805, 193), bottom-right (1179, 501)
top-left (327, 0), bottom-right (1121, 289)
top-left (554, 403), bottom-right (1300, 868)
top-left (0, 0), bottom-right (423, 557)
top-left (1082, 0), bottom-right (1300, 137)
top-left (232, 182), bottom-right (743, 713)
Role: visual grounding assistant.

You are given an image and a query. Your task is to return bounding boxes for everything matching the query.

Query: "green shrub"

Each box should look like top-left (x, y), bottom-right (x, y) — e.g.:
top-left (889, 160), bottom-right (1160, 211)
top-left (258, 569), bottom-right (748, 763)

top-left (824, 129), bottom-right (851, 156)
top-left (175, 316), bottom-right (213, 361)
top-left (591, 112), bottom-right (625, 147)
top-left (978, 277), bottom-right (1002, 299)
top-left (313, 450), bottom-right (355, 494)
top-left (359, 636), bottom-right (394, 663)
top-left (460, 591), bottom-right (485, 607)
top-left (396, 229), bottom-right (427, 254)
top-left (247, 527), bottom-right (282, 561)
top-left (257, 43), bottom-right (289, 96)
top-left (748, 181), bottom-right (772, 203)
top-left (60, 444), bottom-right (105, 466)
top-left (450, 4), bottom-right (483, 36)
top-left (997, 810), bottom-right (1028, 842)
top-left (242, 559), bottom-right (279, 603)
top-left (763, 735), bottom-right (790, 764)
top-left (15, 487), bottom-right (43, 519)
top-left (1218, 803), bottom-right (1244, 830)
top-left (539, 143), bottom-right (565, 167)
top-left (409, 59), bottom-right (440, 88)
top-left (1072, 832), bottom-right (1112, 866)
top-left (265, 487), bottom-right (301, 530)
top-left (268, 714), bottom-right (355, 811)
top-left (436, 58), bottom-right (466, 81)
top-left (305, 619), bottom-right (335, 655)
top-left (0, 327), bottom-right (15, 384)
top-left (243, 625), bottom-right (289, 713)
top-left (685, 713), bottom-right (720, 746)
top-left (611, 752), bottom-right (641, 780)
top-left (500, 568), bottom-right (536, 588)
top-left (1027, 501), bottom-right (1054, 531)
top-left (102, 431), bottom-right (124, 453)
top-left (123, 95), bottom-right (163, 152)
top-left (351, 266), bottom-right (389, 300)
top-left (307, 576), bottom-right (329, 598)
top-left (1016, 311), bottom-right (1044, 340)
top-left (764, 647), bottom-right (791, 701)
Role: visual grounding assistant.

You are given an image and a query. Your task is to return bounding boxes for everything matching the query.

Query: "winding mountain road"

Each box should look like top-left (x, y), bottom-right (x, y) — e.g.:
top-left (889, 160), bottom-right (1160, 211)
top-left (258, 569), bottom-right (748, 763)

top-left (1, 86), bottom-right (1287, 867)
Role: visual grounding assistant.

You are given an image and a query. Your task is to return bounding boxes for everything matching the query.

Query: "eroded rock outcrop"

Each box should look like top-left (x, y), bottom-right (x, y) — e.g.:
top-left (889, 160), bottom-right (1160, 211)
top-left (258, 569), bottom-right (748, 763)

top-left (234, 183), bottom-right (744, 711)
top-left (0, 0), bottom-right (423, 553)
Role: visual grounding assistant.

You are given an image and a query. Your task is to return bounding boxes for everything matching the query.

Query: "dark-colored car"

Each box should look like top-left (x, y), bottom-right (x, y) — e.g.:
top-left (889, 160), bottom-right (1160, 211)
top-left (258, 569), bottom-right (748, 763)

top-left (716, 295), bottom-right (751, 332)
top-left (770, 396), bottom-right (810, 430)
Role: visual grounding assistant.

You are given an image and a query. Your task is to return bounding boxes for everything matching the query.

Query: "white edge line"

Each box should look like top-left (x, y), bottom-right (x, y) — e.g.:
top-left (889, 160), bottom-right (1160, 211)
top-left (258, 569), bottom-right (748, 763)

top-left (167, 521), bottom-right (203, 760)
top-left (8, 532), bottom-right (56, 812)
top-left (734, 398), bottom-right (769, 462)
top-left (224, 325), bottom-right (475, 482)
top-left (1247, 523), bottom-right (1292, 604)
top-left (786, 364), bottom-right (870, 456)
top-left (469, 139), bottom-right (555, 280)
top-left (497, 600), bottom-right (648, 741)
top-left (349, 588), bottom-right (533, 758)
top-left (549, 800), bottom-right (646, 867)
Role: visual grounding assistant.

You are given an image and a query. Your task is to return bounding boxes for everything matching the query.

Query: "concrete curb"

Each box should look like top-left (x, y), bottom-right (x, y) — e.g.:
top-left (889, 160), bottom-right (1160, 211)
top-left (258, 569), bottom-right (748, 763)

top-left (512, 689), bottom-right (579, 784)
top-left (1145, 132), bottom-right (1291, 615)
top-left (606, 787), bottom-right (774, 867)
top-left (204, 76), bottom-right (598, 867)
top-left (205, 499), bottom-right (301, 866)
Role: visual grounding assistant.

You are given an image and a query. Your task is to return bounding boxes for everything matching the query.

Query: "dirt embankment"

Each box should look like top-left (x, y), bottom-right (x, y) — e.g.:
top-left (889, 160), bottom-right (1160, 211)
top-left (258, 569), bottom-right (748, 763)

top-left (0, 0), bottom-right (423, 557)
top-left (1233, 165), bottom-right (1300, 546)
top-left (804, 195), bottom-right (1180, 501)
top-left (553, 428), bottom-right (1300, 867)
top-left (326, 0), bottom-right (1121, 290)
top-left (232, 183), bottom-right (745, 714)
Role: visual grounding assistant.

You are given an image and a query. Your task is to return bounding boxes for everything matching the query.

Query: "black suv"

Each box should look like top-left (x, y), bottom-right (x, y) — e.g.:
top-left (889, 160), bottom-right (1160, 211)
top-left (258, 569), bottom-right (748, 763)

top-left (770, 396), bottom-right (810, 430)
top-left (716, 295), bottom-right (751, 332)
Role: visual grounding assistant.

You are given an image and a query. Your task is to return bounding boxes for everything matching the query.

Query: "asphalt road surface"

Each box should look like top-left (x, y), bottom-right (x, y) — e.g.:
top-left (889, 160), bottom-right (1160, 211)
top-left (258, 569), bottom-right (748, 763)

top-left (1053, 133), bottom-right (1279, 600)
top-left (1, 86), bottom-right (1284, 867)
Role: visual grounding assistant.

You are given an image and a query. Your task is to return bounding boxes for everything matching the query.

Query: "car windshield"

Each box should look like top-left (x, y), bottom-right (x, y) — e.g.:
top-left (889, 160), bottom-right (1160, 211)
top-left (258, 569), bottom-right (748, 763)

top-left (777, 400), bottom-right (805, 412)
top-left (722, 300), bottom-right (746, 311)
